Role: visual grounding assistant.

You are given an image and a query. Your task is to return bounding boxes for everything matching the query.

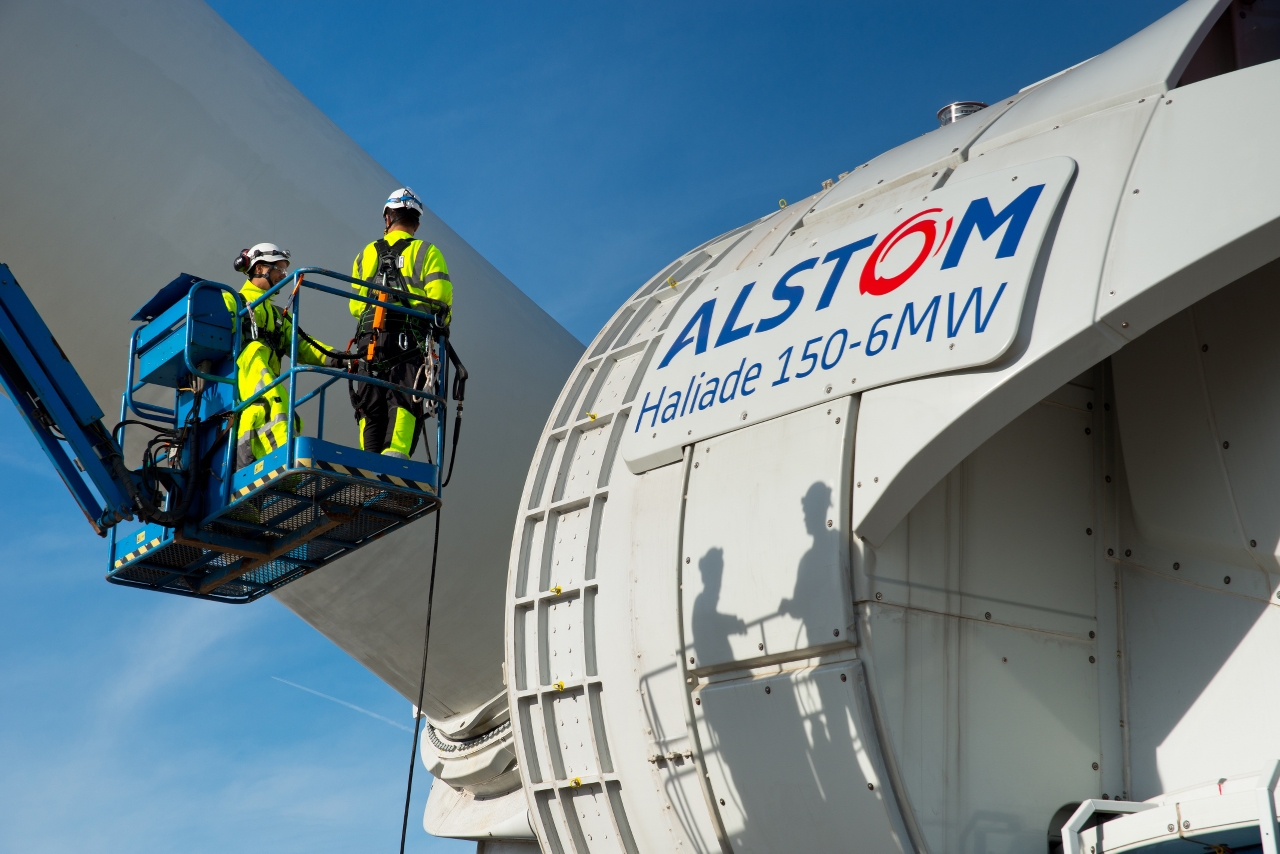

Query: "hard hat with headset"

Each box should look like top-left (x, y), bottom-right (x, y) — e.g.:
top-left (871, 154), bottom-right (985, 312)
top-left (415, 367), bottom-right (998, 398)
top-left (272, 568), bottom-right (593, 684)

top-left (383, 187), bottom-right (424, 217)
top-left (233, 242), bottom-right (291, 276)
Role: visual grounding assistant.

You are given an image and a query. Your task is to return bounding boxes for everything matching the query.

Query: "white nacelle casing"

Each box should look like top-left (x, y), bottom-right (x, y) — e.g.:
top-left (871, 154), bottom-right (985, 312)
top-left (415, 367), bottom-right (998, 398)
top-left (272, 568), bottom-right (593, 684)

top-left (495, 2), bottom-right (1280, 852)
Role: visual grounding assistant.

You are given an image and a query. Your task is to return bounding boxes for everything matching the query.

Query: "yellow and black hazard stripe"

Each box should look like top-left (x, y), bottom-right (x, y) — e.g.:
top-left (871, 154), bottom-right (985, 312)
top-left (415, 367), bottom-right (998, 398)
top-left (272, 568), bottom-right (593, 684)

top-left (234, 463), bottom-right (289, 499)
top-left (297, 457), bottom-right (436, 495)
top-left (115, 535), bottom-right (163, 569)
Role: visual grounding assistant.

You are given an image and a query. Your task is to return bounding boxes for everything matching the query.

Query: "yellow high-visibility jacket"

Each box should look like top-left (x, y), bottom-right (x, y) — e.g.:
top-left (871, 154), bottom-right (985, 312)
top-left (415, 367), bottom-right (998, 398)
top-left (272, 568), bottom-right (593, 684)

top-left (222, 280), bottom-right (329, 464)
top-left (222, 280), bottom-right (329, 373)
top-left (349, 229), bottom-right (452, 324)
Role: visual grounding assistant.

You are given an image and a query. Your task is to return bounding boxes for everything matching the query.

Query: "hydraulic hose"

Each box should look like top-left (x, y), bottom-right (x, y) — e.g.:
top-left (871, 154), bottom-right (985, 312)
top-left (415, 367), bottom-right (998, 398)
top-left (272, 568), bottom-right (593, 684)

top-left (110, 383), bottom-right (204, 528)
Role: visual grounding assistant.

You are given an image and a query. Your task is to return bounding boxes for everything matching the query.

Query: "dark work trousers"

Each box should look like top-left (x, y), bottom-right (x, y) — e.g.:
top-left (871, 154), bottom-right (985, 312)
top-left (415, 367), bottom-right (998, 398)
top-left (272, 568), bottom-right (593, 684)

top-left (350, 338), bottom-right (424, 457)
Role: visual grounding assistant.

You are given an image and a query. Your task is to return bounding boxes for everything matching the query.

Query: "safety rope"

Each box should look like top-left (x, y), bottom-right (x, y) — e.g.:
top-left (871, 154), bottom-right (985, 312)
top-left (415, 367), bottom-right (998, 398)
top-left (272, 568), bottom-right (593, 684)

top-left (441, 404), bottom-right (462, 489)
top-left (295, 325), bottom-right (361, 361)
top-left (398, 335), bottom-right (466, 851)
top-left (399, 502), bottom-right (443, 854)
top-left (440, 339), bottom-right (467, 489)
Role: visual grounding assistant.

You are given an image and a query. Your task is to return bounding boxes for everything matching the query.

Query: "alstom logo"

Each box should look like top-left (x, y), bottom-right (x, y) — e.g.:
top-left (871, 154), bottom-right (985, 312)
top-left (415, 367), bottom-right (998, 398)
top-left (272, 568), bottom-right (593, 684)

top-left (860, 208), bottom-right (952, 296)
top-left (655, 182), bottom-right (1047, 371)
top-left (623, 158), bottom-right (1077, 467)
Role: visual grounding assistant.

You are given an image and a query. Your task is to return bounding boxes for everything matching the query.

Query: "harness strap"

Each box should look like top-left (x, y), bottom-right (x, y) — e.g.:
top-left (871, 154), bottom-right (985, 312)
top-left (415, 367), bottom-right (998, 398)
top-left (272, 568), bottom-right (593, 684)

top-left (373, 237), bottom-right (417, 302)
top-left (372, 238), bottom-right (448, 294)
top-left (236, 291), bottom-right (288, 357)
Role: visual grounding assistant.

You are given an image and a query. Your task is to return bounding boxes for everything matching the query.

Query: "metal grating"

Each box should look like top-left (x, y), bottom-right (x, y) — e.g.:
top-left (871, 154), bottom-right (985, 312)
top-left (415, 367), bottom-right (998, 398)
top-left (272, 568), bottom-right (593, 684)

top-left (108, 462), bottom-right (438, 603)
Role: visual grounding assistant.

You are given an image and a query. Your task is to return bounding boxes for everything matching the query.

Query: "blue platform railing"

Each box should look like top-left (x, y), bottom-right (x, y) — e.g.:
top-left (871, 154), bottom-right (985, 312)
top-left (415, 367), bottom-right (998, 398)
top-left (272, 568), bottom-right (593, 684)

top-left (114, 265), bottom-right (452, 572)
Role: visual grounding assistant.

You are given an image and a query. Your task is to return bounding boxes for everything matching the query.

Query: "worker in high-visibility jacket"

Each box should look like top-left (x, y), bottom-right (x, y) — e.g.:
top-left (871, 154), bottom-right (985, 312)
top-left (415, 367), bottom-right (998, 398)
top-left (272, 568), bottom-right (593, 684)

top-left (347, 187), bottom-right (452, 459)
top-left (225, 243), bottom-right (335, 467)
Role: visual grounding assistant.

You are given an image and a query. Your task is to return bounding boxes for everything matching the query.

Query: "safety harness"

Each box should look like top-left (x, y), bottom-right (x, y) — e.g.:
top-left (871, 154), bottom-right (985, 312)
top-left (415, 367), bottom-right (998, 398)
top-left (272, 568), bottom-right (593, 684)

top-left (357, 238), bottom-right (418, 336)
top-left (356, 238), bottom-right (441, 370)
top-left (235, 291), bottom-right (289, 359)
top-left (346, 238), bottom-right (449, 450)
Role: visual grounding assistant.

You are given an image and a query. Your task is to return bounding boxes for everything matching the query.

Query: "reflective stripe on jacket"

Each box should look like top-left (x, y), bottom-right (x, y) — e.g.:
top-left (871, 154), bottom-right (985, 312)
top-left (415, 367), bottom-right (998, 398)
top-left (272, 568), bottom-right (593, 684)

top-left (349, 230), bottom-right (452, 322)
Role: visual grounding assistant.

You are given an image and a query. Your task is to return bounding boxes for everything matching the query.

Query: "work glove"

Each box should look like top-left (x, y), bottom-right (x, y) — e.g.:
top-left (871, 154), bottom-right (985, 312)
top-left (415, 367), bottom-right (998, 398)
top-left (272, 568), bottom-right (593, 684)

top-left (325, 354), bottom-right (348, 369)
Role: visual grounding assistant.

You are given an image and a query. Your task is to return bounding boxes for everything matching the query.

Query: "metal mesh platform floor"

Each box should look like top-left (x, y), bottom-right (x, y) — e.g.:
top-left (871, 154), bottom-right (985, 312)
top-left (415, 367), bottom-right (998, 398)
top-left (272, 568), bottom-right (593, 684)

top-left (107, 439), bottom-right (439, 602)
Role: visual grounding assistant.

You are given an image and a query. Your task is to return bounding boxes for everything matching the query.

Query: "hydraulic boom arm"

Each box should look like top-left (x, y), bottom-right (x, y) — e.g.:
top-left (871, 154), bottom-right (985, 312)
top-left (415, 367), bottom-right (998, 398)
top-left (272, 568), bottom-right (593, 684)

top-left (0, 265), bottom-right (136, 534)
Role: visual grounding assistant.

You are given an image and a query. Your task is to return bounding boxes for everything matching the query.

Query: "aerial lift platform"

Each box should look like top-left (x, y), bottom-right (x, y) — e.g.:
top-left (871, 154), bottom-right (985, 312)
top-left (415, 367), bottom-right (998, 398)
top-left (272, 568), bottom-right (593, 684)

top-left (0, 263), bottom-right (464, 602)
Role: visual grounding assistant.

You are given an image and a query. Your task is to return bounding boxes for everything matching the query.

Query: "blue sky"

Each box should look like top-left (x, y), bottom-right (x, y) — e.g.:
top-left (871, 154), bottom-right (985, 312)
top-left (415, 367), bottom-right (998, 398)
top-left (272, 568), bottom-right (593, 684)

top-left (205, 0), bottom-right (1187, 342)
top-left (0, 2), bottom-right (1184, 851)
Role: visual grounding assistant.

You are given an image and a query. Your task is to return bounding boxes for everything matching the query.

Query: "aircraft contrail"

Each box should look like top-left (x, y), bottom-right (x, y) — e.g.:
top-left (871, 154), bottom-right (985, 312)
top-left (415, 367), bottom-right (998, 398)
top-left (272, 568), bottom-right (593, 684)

top-left (271, 677), bottom-right (412, 732)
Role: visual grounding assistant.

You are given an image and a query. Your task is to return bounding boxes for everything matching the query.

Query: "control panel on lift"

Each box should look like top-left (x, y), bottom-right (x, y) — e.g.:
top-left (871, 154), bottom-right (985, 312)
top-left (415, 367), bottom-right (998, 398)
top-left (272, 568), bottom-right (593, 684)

top-left (0, 263), bottom-right (464, 603)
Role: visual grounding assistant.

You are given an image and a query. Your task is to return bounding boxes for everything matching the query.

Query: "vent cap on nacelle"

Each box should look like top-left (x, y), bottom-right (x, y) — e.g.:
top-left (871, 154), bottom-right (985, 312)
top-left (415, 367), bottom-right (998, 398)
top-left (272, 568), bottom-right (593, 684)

top-left (937, 101), bottom-right (988, 126)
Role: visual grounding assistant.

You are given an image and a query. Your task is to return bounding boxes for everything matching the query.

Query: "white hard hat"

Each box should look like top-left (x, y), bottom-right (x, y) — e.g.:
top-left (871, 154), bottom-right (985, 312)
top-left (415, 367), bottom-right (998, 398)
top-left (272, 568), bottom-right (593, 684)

top-left (234, 242), bottom-right (291, 275)
top-left (383, 187), bottom-right (424, 216)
